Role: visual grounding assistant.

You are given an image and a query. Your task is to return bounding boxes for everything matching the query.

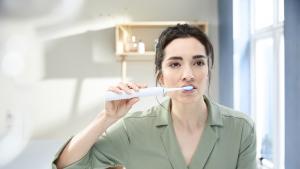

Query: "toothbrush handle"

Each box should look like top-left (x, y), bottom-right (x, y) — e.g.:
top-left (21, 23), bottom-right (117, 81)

top-left (105, 87), bottom-right (164, 101)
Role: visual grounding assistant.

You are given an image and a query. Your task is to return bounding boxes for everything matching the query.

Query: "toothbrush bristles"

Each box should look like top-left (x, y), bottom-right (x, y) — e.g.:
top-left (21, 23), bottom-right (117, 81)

top-left (182, 86), bottom-right (193, 91)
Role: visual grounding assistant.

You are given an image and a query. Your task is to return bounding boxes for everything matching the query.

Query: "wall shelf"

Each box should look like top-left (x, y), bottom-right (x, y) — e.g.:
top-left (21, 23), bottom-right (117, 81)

top-left (115, 21), bottom-right (208, 81)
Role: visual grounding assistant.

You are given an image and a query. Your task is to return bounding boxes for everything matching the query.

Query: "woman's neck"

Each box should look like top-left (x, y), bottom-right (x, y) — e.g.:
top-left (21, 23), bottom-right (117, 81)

top-left (170, 99), bottom-right (208, 131)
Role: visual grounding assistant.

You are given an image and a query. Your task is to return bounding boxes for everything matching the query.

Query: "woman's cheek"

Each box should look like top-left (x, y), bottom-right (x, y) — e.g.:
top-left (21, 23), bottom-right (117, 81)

top-left (162, 71), bottom-right (179, 86)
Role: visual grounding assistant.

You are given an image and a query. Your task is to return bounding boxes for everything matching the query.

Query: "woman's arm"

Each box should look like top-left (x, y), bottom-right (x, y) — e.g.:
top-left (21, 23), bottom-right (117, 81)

top-left (55, 112), bottom-right (118, 169)
top-left (55, 82), bottom-right (144, 169)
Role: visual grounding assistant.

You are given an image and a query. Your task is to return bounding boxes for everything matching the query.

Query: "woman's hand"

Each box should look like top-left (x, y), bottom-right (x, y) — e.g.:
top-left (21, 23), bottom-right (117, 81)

top-left (103, 82), bottom-right (147, 121)
top-left (55, 82), bottom-right (146, 169)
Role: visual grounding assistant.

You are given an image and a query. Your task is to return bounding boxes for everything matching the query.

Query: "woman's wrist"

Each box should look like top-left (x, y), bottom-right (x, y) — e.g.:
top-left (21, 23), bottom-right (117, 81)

top-left (95, 111), bottom-right (119, 128)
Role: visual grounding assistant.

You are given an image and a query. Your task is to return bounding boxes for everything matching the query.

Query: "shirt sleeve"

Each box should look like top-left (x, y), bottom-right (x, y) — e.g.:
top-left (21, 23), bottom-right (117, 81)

top-left (236, 121), bottom-right (257, 169)
top-left (52, 119), bottom-right (130, 169)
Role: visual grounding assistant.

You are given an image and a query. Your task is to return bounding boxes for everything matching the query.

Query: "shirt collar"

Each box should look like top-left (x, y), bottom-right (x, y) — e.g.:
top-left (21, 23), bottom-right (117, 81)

top-left (204, 95), bottom-right (223, 126)
top-left (155, 98), bottom-right (170, 127)
top-left (155, 96), bottom-right (223, 127)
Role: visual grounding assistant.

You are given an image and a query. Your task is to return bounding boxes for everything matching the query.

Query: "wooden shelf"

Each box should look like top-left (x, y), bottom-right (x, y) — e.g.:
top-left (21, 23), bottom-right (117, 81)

top-left (116, 21), bottom-right (208, 31)
top-left (115, 21), bottom-right (208, 81)
top-left (115, 21), bottom-right (208, 59)
top-left (116, 51), bottom-right (155, 56)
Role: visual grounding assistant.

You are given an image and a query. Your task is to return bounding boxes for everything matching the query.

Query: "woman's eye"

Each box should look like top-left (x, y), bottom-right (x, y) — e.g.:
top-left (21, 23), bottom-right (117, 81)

top-left (195, 60), bottom-right (205, 66)
top-left (169, 62), bottom-right (181, 68)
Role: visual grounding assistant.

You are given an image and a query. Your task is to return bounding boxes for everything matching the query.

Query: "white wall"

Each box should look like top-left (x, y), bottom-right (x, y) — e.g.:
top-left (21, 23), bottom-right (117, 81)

top-left (31, 0), bottom-right (219, 139)
top-left (1, 0), bottom-right (219, 168)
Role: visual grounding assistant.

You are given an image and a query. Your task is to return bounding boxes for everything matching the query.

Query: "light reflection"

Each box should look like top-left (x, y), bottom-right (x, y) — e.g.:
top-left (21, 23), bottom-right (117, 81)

top-left (0, 0), bottom-right (85, 166)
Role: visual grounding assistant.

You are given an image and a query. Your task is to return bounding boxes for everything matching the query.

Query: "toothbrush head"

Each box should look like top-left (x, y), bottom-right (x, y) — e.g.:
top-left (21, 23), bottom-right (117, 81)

top-left (182, 86), bottom-right (193, 91)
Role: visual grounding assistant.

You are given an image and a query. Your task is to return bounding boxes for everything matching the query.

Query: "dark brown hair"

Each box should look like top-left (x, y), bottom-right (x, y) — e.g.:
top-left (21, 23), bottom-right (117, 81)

top-left (155, 24), bottom-right (214, 85)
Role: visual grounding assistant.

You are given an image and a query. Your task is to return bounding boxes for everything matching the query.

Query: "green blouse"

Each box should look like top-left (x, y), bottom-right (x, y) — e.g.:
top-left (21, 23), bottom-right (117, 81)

top-left (52, 96), bottom-right (256, 169)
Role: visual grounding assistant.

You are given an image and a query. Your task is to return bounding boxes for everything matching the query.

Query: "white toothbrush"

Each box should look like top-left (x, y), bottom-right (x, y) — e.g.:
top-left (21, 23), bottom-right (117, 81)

top-left (104, 86), bottom-right (194, 101)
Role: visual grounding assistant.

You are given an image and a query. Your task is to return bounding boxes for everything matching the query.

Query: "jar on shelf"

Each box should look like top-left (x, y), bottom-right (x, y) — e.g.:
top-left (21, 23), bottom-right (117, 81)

top-left (125, 36), bottom-right (138, 52)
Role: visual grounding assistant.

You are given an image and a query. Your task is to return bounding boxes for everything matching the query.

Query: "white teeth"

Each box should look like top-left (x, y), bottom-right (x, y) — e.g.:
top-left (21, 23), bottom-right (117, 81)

top-left (183, 86), bottom-right (194, 88)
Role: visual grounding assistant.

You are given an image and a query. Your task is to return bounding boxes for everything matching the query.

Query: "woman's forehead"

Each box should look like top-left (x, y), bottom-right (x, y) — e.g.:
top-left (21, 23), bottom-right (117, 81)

top-left (164, 37), bottom-right (206, 58)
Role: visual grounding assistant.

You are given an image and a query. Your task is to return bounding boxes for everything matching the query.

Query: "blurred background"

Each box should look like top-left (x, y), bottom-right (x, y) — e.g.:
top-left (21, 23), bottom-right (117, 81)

top-left (0, 0), bottom-right (299, 169)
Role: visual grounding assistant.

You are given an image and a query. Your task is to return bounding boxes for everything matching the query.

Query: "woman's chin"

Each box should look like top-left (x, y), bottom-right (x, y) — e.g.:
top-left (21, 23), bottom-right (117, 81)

top-left (172, 95), bottom-right (201, 104)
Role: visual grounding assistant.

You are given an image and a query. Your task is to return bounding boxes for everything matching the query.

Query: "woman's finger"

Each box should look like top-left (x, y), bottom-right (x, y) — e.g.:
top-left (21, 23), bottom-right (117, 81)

top-left (126, 82), bottom-right (140, 91)
top-left (127, 82), bottom-right (148, 90)
top-left (127, 97), bottom-right (140, 107)
top-left (136, 83), bottom-right (148, 88)
top-left (117, 82), bottom-right (134, 94)
top-left (107, 86), bottom-right (123, 94)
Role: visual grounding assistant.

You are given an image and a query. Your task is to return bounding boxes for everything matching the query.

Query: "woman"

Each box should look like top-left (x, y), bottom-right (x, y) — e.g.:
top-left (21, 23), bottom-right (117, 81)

top-left (53, 24), bottom-right (256, 169)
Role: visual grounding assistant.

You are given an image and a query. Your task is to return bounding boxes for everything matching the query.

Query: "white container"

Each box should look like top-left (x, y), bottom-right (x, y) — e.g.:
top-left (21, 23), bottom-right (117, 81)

top-left (138, 40), bottom-right (145, 54)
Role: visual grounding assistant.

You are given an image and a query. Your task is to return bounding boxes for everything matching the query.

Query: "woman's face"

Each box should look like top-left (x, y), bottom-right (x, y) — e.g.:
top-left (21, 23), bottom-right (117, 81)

top-left (159, 37), bottom-right (209, 103)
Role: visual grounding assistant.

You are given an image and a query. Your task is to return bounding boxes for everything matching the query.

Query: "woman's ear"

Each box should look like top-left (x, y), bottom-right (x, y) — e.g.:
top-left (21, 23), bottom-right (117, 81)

top-left (158, 73), bottom-right (164, 86)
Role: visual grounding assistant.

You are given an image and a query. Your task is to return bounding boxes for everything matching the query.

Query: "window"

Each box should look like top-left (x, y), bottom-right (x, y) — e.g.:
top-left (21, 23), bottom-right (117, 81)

top-left (233, 0), bottom-right (284, 168)
top-left (253, 37), bottom-right (275, 161)
top-left (253, 0), bottom-right (274, 30)
top-left (250, 0), bottom-right (284, 168)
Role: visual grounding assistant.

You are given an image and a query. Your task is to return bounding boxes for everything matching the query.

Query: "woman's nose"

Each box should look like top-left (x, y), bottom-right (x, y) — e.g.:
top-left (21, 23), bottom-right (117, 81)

top-left (182, 66), bottom-right (195, 82)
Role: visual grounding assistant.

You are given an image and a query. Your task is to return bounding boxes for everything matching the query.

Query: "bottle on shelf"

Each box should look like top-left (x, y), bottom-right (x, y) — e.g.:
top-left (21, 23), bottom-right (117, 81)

top-left (138, 40), bottom-right (145, 54)
top-left (125, 36), bottom-right (138, 52)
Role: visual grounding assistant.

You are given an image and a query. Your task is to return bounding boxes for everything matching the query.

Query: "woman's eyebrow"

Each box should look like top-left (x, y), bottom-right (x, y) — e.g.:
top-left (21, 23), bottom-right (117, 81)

top-left (166, 55), bottom-right (207, 61)
top-left (166, 56), bottom-right (182, 61)
top-left (193, 55), bottom-right (207, 59)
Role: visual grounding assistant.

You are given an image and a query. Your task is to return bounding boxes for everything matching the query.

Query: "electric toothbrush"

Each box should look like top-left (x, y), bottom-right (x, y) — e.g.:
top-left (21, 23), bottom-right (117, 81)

top-left (104, 86), bottom-right (194, 101)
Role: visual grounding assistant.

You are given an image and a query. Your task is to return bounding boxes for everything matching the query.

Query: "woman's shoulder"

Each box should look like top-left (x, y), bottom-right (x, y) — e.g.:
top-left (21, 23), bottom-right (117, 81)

top-left (105, 106), bottom-right (161, 137)
top-left (107, 102), bottom-right (168, 136)
top-left (123, 106), bottom-right (164, 127)
top-left (211, 101), bottom-right (254, 128)
top-left (124, 101), bottom-right (168, 120)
